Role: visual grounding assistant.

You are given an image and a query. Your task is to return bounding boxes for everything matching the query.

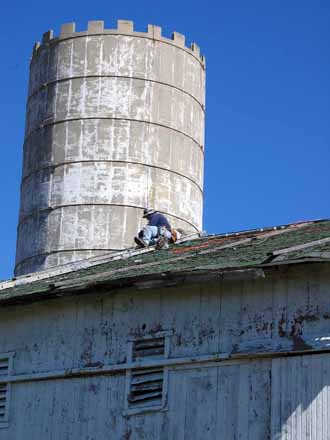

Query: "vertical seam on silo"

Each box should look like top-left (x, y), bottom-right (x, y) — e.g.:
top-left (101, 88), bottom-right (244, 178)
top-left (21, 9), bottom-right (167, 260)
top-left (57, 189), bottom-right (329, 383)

top-left (52, 49), bottom-right (59, 134)
top-left (45, 43), bottom-right (53, 258)
top-left (82, 37), bottom-right (88, 120)
top-left (91, 205), bottom-right (95, 253)
top-left (61, 42), bottom-right (74, 255)
top-left (97, 37), bottom-right (102, 158)
top-left (123, 201), bottom-right (128, 246)
top-left (146, 67), bottom-right (152, 209)
top-left (169, 57), bottom-right (175, 217)
top-left (79, 120), bottom-right (83, 177)
top-left (169, 118), bottom-right (173, 216)
top-left (67, 40), bottom-right (73, 138)
top-left (146, 165), bottom-right (150, 208)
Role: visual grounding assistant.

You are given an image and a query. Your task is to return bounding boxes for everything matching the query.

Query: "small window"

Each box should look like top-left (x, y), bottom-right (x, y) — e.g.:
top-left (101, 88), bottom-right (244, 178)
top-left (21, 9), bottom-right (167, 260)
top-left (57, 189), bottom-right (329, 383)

top-left (0, 355), bottom-right (12, 428)
top-left (125, 332), bottom-right (172, 415)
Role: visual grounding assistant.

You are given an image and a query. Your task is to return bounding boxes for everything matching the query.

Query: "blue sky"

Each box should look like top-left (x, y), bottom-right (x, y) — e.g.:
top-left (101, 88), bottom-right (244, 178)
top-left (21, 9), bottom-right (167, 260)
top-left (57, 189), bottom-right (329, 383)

top-left (0, 1), bottom-right (329, 279)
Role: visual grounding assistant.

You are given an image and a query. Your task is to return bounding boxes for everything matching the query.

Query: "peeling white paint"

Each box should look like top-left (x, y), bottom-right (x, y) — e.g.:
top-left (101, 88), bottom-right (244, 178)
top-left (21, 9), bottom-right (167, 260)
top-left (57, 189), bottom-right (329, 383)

top-left (17, 31), bottom-right (205, 275)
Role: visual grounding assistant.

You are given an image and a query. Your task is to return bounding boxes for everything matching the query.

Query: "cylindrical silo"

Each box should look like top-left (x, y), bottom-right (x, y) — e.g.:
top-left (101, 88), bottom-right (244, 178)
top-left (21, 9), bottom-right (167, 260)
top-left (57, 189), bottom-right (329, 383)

top-left (15, 20), bottom-right (205, 276)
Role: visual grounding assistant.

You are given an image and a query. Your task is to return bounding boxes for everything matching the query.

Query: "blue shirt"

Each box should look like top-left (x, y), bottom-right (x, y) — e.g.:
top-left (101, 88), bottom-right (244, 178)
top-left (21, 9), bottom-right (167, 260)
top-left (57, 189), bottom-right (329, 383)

top-left (148, 213), bottom-right (171, 231)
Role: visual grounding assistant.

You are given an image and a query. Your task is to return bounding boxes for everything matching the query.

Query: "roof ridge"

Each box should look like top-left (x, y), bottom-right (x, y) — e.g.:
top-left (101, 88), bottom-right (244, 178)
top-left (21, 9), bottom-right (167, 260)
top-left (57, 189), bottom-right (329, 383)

top-left (205, 219), bottom-right (326, 241)
top-left (0, 231), bottom-right (202, 291)
top-left (1, 219), bottom-right (328, 292)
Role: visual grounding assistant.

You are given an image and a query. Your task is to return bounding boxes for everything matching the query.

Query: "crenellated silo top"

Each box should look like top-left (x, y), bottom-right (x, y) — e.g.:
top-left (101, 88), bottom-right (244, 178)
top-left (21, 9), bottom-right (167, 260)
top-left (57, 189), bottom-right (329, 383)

top-left (32, 20), bottom-right (206, 66)
top-left (28, 20), bottom-right (206, 114)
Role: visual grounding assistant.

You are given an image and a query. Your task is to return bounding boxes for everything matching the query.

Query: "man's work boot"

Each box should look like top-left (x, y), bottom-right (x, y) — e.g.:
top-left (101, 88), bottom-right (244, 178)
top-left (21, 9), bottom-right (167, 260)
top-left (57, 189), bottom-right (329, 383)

top-left (134, 236), bottom-right (148, 248)
top-left (156, 236), bottom-right (169, 249)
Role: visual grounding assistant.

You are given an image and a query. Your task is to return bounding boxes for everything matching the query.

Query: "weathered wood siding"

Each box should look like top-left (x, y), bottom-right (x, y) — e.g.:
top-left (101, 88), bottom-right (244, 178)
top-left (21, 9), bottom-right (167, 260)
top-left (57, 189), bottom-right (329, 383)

top-left (4, 361), bottom-right (272, 439)
top-left (0, 264), bottom-right (329, 439)
top-left (271, 353), bottom-right (330, 440)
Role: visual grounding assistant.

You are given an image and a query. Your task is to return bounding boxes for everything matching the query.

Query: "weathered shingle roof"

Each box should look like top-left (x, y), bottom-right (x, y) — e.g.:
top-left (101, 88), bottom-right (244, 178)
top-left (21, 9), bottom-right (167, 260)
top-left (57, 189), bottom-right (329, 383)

top-left (1, 219), bottom-right (330, 306)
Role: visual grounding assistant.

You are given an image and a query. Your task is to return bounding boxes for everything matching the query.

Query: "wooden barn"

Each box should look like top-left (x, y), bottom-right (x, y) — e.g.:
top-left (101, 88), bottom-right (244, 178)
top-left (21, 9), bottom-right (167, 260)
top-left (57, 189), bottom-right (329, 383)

top-left (1, 219), bottom-right (330, 439)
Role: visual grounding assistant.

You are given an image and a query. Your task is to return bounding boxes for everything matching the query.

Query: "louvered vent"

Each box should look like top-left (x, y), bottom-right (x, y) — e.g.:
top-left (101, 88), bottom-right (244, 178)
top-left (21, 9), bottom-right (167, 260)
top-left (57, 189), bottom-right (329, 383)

top-left (0, 358), bottom-right (9, 422)
top-left (128, 336), bottom-right (166, 410)
top-left (133, 337), bottom-right (165, 360)
top-left (128, 367), bottom-right (163, 408)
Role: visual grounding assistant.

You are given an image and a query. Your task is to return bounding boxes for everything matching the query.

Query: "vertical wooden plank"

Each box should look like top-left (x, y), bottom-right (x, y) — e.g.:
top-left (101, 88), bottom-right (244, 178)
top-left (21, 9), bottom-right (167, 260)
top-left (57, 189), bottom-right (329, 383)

top-left (132, 288), bottom-right (162, 335)
top-left (301, 356), bottom-right (308, 440)
top-left (271, 274), bottom-right (289, 343)
top-left (66, 376), bottom-right (81, 439)
top-left (77, 294), bottom-right (107, 369)
top-left (111, 374), bottom-right (127, 438)
top-left (315, 354), bottom-right (326, 440)
top-left (108, 290), bottom-right (135, 365)
top-left (239, 277), bottom-right (273, 349)
top-left (198, 281), bottom-right (221, 355)
top-left (166, 369), bottom-right (187, 440)
top-left (111, 288), bottom-right (162, 368)
top-left (237, 362), bottom-right (250, 440)
top-left (126, 411), bottom-right (164, 440)
top-left (305, 267), bottom-right (330, 339)
top-left (248, 360), bottom-right (271, 440)
top-left (294, 357), bottom-right (302, 440)
top-left (321, 355), bottom-right (329, 440)
top-left (98, 295), bottom-right (115, 367)
top-left (183, 366), bottom-right (218, 439)
top-left (216, 363), bottom-right (240, 439)
top-left (82, 376), bottom-right (100, 439)
top-left (291, 356), bottom-right (302, 440)
top-left (271, 358), bottom-right (282, 440)
top-left (219, 280), bottom-right (245, 354)
top-left (326, 368), bottom-right (329, 440)
top-left (41, 380), bottom-right (56, 438)
top-left (160, 284), bottom-right (201, 358)
top-left (304, 356), bottom-right (312, 440)
top-left (282, 356), bottom-right (291, 440)
top-left (50, 298), bottom-right (78, 371)
top-left (271, 353), bottom-right (330, 440)
top-left (95, 375), bottom-right (112, 438)
top-left (310, 356), bottom-right (317, 440)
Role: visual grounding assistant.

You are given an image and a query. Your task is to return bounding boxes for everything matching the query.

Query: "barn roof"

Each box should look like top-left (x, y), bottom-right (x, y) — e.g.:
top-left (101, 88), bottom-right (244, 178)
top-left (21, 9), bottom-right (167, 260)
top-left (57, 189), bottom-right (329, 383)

top-left (1, 219), bottom-right (330, 306)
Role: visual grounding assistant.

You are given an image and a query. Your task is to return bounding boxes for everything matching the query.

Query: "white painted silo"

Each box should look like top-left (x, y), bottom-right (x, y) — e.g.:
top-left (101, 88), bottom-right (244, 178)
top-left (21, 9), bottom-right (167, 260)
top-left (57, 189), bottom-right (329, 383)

top-left (15, 20), bottom-right (205, 275)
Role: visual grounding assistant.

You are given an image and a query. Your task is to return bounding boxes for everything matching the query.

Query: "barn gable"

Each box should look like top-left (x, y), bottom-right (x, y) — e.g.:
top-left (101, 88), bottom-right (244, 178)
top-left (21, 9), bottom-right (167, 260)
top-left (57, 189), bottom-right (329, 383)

top-left (0, 219), bottom-right (330, 439)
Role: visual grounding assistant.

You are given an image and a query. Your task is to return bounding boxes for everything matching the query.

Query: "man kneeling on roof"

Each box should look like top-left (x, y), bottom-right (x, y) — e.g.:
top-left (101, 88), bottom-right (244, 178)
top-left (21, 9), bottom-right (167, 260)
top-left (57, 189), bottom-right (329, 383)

top-left (134, 208), bottom-right (176, 249)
